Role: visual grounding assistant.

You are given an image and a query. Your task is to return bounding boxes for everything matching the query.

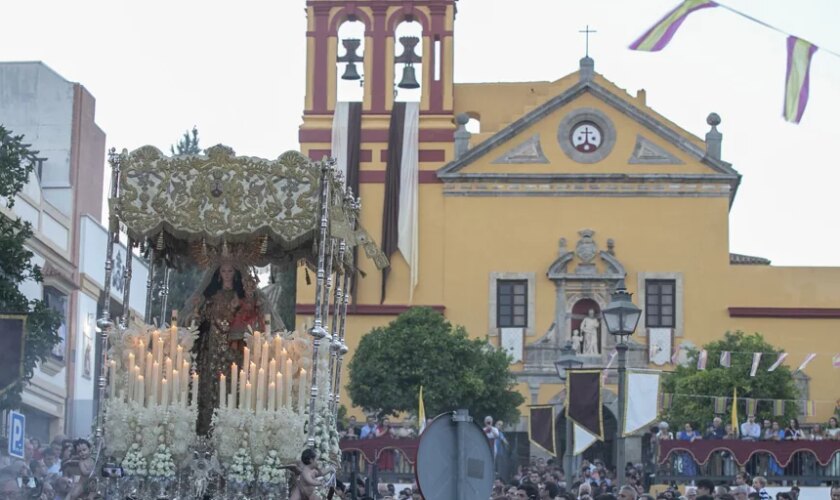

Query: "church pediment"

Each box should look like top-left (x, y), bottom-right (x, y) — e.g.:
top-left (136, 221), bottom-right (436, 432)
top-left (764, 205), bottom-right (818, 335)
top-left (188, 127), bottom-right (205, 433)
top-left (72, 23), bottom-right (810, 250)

top-left (439, 75), bottom-right (741, 202)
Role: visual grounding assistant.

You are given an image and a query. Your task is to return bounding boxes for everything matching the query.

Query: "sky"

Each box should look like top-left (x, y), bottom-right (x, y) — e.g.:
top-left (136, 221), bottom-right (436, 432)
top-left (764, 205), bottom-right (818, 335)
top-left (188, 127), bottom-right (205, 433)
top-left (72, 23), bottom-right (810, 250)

top-left (2, 0), bottom-right (839, 266)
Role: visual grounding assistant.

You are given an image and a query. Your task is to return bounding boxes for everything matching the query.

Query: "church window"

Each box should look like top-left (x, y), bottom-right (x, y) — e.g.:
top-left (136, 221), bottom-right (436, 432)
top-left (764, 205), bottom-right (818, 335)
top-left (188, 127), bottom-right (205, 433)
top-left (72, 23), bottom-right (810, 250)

top-left (44, 286), bottom-right (68, 360)
top-left (645, 279), bottom-right (675, 328)
top-left (497, 279), bottom-right (528, 328)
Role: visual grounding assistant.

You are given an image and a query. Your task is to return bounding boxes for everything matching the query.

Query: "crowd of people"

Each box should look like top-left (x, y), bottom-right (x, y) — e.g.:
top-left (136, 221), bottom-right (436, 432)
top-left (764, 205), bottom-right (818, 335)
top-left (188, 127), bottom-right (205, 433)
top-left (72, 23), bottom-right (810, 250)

top-left (0, 436), bottom-right (96, 499)
top-left (654, 416), bottom-right (840, 443)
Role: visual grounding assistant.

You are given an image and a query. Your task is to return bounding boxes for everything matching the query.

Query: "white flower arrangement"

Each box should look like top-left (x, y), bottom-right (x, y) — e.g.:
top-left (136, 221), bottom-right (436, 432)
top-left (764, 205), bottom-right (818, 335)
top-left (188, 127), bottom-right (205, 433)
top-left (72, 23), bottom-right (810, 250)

top-left (257, 450), bottom-right (286, 484)
top-left (227, 448), bottom-right (255, 483)
top-left (148, 444), bottom-right (176, 478)
top-left (212, 407), bottom-right (306, 465)
top-left (121, 443), bottom-right (147, 476)
top-left (312, 407), bottom-right (341, 464)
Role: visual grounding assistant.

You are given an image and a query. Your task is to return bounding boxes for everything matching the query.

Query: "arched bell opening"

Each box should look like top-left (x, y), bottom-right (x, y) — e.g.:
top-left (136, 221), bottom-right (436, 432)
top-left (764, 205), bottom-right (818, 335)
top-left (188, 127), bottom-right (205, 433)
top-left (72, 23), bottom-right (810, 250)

top-left (393, 20), bottom-right (423, 102)
top-left (336, 19), bottom-right (366, 103)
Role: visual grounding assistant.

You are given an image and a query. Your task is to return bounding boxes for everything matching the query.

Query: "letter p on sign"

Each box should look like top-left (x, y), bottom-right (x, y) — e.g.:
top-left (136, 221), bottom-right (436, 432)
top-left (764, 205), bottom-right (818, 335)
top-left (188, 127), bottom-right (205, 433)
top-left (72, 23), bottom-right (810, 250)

top-left (8, 411), bottom-right (25, 459)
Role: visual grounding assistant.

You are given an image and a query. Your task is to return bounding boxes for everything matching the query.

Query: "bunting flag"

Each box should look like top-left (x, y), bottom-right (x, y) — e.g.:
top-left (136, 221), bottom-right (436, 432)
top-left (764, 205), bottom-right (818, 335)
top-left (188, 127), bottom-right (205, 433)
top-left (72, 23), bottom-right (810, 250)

top-left (750, 353), bottom-right (762, 377)
top-left (529, 406), bottom-right (556, 456)
top-left (697, 349), bottom-right (708, 370)
top-left (629, 0), bottom-right (718, 52)
top-left (714, 396), bottom-right (727, 414)
top-left (767, 352), bottom-right (788, 372)
top-left (746, 398), bottom-right (758, 416)
top-left (773, 400), bottom-right (786, 417)
top-left (719, 351), bottom-right (731, 368)
top-left (418, 386), bottom-right (426, 434)
top-left (730, 387), bottom-right (739, 438)
top-left (801, 400), bottom-right (816, 418)
top-left (797, 353), bottom-right (817, 372)
top-left (784, 36), bottom-right (819, 124)
top-left (624, 371), bottom-right (661, 436)
top-left (397, 102), bottom-right (420, 303)
top-left (834, 354), bottom-right (840, 368)
top-left (660, 393), bottom-right (674, 411)
top-left (567, 370), bottom-right (604, 440)
top-left (574, 423), bottom-right (598, 456)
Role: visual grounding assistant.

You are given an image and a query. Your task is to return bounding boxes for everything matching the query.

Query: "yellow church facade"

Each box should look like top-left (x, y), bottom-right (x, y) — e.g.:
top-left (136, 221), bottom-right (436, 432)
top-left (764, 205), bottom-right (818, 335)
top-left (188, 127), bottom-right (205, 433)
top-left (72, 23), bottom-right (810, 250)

top-left (295, 0), bottom-right (840, 446)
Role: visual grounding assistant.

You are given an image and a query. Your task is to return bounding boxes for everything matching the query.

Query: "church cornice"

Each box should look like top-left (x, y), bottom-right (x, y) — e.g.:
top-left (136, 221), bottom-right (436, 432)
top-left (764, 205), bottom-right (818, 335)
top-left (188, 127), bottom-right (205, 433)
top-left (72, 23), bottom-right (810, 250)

top-left (437, 78), bottom-right (741, 204)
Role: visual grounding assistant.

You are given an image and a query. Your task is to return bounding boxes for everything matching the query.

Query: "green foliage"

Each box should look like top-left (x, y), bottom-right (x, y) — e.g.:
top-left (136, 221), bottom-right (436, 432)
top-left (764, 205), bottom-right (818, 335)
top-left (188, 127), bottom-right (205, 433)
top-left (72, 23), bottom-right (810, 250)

top-left (347, 307), bottom-right (525, 423)
top-left (0, 126), bottom-right (62, 410)
top-left (170, 126), bottom-right (201, 156)
top-left (661, 331), bottom-right (798, 429)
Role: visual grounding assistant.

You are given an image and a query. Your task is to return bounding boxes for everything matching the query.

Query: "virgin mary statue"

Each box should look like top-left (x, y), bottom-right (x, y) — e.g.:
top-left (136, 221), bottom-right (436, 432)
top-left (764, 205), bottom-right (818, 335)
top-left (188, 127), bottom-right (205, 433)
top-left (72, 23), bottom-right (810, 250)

top-left (183, 260), bottom-right (285, 435)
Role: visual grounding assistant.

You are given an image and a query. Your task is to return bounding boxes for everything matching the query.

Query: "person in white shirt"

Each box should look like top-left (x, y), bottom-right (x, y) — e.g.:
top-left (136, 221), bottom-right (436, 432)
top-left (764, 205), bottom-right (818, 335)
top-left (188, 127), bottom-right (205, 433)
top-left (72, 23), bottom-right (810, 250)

top-left (740, 415), bottom-right (761, 441)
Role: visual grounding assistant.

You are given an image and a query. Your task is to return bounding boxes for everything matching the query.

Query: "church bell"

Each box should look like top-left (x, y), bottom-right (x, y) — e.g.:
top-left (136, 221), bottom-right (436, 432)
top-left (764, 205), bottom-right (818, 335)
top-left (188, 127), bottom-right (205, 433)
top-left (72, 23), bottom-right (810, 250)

top-left (398, 64), bottom-right (420, 89)
top-left (341, 62), bottom-right (361, 81)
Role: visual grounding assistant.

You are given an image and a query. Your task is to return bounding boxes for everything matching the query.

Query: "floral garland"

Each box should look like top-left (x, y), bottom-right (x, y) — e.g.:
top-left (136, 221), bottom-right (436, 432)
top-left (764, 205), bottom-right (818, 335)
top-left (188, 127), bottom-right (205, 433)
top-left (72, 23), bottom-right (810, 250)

top-left (257, 450), bottom-right (286, 485)
top-left (104, 399), bottom-right (197, 461)
top-left (227, 448), bottom-right (255, 483)
top-left (212, 407), bottom-right (306, 465)
top-left (312, 407), bottom-right (341, 465)
top-left (148, 444), bottom-right (176, 478)
top-left (121, 443), bottom-right (147, 477)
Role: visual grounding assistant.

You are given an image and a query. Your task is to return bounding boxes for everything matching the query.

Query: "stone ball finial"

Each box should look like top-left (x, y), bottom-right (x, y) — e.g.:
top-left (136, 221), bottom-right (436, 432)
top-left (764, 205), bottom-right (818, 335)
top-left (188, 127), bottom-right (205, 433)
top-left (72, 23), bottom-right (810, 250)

top-left (455, 113), bottom-right (470, 126)
top-left (706, 112), bottom-right (721, 127)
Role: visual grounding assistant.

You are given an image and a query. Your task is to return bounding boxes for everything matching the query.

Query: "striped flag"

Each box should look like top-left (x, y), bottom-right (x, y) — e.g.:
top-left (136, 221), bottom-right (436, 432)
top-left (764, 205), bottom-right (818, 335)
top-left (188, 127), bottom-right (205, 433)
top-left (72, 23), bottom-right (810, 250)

top-left (719, 351), bottom-right (731, 368)
top-left (767, 352), bottom-right (788, 372)
top-left (773, 400), bottom-right (786, 417)
top-left (833, 353), bottom-right (840, 368)
top-left (629, 0), bottom-right (718, 52)
top-left (797, 353), bottom-right (817, 372)
top-left (784, 36), bottom-right (819, 124)
top-left (714, 396), bottom-right (727, 414)
top-left (697, 349), bottom-right (708, 370)
top-left (750, 353), bottom-right (762, 377)
top-left (746, 398), bottom-right (758, 417)
top-left (418, 385), bottom-right (427, 434)
top-left (660, 393), bottom-right (674, 411)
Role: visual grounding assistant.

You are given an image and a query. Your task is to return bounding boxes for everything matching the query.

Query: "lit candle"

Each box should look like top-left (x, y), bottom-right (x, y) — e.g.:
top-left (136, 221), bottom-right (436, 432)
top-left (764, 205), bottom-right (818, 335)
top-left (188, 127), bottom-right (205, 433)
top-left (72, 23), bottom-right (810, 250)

top-left (238, 369), bottom-right (245, 409)
top-left (298, 368), bottom-right (307, 413)
top-left (191, 373), bottom-right (199, 407)
top-left (175, 346), bottom-right (183, 375)
top-left (253, 332), bottom-right (261, 367)
top-left (161, 377), bottom-right (169, 407)
top-left (128, 352), bottom-right (135, 372)
top-left (280, 348), bottom-right (288, 374)
top-left (132, 366), bottom-right (140, 402)
top-left (273, 335), bottom-right (281, 363)
top-left (245, 381), bottom-right (252, 412)
top-left (284, 359), bottom-right (293, 408)
top-left (219, 373), bottom-right (227, 409)
top-left (169, 314), bottom-right (177, 356)
top-left (151, 361), bottom-right (160, 405)
top-left (165, 357), bottom-right (173, 387)
top-left (151, 330), bottom-right (160, 356)
top-left (268, 359), bottom-right (276, 387)
top-left (261, 340), bottom-right (269, 376)
top-left (268, 381), bottom-right (276, 413)
top-left (172, 369), bottom-right (179, 406)
top-left (145, 353), bottom-right (153, 398)
top-left (256, 368), bottom-right (265, 413)
top-left (243, 347), bottom-right (250, 381)
top-left (137, 375), bottom-right (145, 406)
top-left (230, 363), bottom-right (238, 409)
top-left (250, 362), bottom-right (257, 389)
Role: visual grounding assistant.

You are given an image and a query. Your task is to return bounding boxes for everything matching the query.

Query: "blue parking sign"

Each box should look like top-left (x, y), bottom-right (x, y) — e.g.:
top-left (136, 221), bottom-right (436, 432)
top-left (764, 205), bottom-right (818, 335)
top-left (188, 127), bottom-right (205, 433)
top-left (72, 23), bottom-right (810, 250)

top-left (8, 411), bottom-right (24, 459)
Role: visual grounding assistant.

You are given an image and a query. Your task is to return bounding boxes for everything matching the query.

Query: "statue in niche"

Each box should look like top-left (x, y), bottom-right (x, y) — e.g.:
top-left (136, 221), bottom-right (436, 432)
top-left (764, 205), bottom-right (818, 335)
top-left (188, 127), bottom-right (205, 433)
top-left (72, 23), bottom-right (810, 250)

top-left (570, 329), bottom-right (582, 354)
top-left (581, 309), bottom-right (600, 355)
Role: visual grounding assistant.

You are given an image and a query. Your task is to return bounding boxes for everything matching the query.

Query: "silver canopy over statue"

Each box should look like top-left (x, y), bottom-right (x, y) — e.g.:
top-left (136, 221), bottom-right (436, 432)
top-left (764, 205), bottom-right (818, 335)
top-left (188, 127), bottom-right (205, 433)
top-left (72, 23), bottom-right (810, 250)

top-left (92, 144), bottom-right (387, 498)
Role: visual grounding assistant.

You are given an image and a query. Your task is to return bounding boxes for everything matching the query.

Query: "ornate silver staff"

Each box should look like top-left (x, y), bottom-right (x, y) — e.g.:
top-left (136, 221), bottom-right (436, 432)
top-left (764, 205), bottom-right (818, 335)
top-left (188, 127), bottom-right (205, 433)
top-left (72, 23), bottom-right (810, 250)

top-left (306, 159), bottom-right (333, 447)
top-left (331, 193), bottom-right (358, 417)
top-left (326, 231), bottom-right (347, 413)
top-left (144, 245), bottom-right (156, 323)
top-left (121, 237), bottom-right (134, 328)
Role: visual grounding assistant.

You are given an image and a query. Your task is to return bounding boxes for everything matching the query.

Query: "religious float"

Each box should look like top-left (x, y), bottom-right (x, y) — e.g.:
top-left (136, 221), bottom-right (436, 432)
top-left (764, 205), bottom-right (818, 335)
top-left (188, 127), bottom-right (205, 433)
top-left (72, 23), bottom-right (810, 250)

top-left (89, 145), bottom-right (387, 499)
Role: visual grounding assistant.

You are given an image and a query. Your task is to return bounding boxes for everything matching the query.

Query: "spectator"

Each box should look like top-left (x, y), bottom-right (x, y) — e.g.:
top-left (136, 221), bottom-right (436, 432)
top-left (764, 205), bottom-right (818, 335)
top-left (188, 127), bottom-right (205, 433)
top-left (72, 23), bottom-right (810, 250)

top-left (827, 417), bottom-right (840, 439)
top-left (788, 486), bottom-right (799, 500)
top-left (656, 422), bottom-right (673, 441)
top-left (810, 424), bottom-right (824, 440)
top-left (761, 420), bottom-right (774, 440)
top-left (830, 485), bottom-right (840, 500)
top-left (0, 466), bottom-right (20, 498)
top-left (341, 416), bottom-right (360, 440)
top-left (741, 415), bottom-right (761, 441)
top-left (705, 417), bottom-right (725, 440)
top-left (359, 416), bottom-right (377, 440)
top-left (374, 417), bottom-right (392, 439)
top-left (541, 481), bottom-right (561, 499)
top-left (751, 476), bottom-right (771, 500)
top-left (676, 423), bottom-right (700, 476)
top-left (518, 484), bottom-right (539, 500)
top-left (715, 486), bottom-right (730, 498)
top-left (697, 479), bottom-right (715, 497)
top-left (43, 449), bottom-right (60, 476)
top-left (732, 485), bottom-right (750, 500)
top-left (784, 419), bottom-right (804, 440)
top-left (685, 486), bottom-right (697, 500)
top-left (484, 416), bottom-right (501, 457)
top-left (618, 485), bottom-right (638, 500)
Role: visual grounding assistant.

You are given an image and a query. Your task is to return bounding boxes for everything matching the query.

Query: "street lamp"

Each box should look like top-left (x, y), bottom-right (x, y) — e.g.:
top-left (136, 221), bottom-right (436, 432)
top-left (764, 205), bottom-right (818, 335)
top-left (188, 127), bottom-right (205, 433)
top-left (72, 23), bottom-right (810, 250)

top-left (554, 341), bottom-right (584, 482)
top-left (601, 279), bottom-right (641, 487)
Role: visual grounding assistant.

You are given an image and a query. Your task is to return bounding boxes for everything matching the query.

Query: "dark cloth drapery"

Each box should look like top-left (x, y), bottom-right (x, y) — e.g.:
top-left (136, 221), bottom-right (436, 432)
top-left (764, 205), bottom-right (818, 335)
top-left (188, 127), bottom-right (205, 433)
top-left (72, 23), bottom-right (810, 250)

top-left (567, 370), bottom-right (603, 439)
top-left (529, 406), bottom-right (556, 455)
top-left (346, 102), bottom-right (362, 307)
top-left (658, 439), bottom-right (840, 467)
top-left (380, 102), bottom-right (406, 303)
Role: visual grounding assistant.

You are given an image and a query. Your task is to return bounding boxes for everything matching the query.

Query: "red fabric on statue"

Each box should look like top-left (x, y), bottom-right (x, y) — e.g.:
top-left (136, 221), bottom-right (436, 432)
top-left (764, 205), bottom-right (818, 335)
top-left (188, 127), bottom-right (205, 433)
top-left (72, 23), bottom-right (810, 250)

top-left (658, 439), bottom-right (840, 467)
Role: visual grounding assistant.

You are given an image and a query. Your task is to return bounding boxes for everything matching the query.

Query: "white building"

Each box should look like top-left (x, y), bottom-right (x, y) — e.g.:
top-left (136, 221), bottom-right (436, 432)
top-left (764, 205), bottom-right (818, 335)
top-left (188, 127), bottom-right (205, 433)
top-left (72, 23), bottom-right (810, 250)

top-left (1, 61), bottom-right (147, 441)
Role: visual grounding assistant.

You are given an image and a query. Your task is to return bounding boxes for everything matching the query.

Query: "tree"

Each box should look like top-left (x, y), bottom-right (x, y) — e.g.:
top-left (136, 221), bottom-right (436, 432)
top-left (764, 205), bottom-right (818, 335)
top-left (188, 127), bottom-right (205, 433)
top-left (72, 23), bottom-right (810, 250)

top-left (150, 127), bottom-right (204, 319)
top-left (170, 126), bottom-right (200, 156)
top-left (347, 307), bottom-right (525, 423)
top-left (661, 331), bottom-right (798, 429)
top-left (0, 126), bottom-right (62, 410)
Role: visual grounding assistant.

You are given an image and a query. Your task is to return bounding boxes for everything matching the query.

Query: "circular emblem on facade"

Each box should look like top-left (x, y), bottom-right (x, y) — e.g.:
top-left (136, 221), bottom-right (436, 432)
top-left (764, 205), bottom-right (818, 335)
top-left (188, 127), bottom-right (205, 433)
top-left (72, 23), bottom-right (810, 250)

top-left (558, 108), bottom-right (616, 164)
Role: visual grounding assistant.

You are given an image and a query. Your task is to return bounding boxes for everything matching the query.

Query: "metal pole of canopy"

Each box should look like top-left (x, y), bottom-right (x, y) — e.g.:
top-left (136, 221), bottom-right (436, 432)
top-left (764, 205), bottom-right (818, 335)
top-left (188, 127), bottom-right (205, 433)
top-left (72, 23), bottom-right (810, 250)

top-left (159, 266), bottom-right (171, 326)
top-left (307, 159), bottom-right (333, 447)
top-left (121, 238), bottom-right (134, 328)
top-left (144, 246), bottom-right (156, 323)
top-left (332, 191), bottom-right (357, 417)
top-left (327, 236), bottom-right (346, 414)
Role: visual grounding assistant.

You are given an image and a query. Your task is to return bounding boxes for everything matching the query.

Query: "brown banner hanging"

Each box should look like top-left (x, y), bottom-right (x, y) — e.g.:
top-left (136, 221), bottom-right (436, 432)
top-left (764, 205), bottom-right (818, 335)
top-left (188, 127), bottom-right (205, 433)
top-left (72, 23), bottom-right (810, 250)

top-left (529, 406), bottom-right (556, 456)
top-left (379, 102), bottom-right (406, 303)
top-left (566, 370), bottom-right (603, 440)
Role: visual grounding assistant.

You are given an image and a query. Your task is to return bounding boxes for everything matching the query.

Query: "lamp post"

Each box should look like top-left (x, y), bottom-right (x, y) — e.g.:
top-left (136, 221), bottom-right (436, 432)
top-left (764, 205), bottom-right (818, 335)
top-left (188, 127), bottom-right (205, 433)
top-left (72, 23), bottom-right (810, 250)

top-left (555, 342), bottom-right (584, 482)
top-left (601, 279), bottom-right (641, 487)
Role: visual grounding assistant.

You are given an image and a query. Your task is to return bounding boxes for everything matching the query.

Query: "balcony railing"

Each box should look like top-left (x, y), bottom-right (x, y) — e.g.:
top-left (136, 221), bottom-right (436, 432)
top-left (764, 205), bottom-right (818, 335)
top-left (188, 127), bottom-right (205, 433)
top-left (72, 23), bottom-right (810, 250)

top-left (656, 440), bottom-right (840, 484)
top-left (339, 437), bottom-right (419, 485)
